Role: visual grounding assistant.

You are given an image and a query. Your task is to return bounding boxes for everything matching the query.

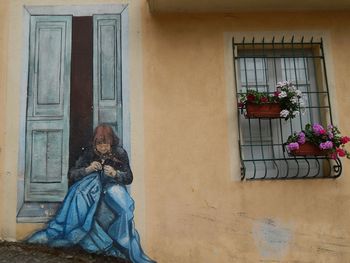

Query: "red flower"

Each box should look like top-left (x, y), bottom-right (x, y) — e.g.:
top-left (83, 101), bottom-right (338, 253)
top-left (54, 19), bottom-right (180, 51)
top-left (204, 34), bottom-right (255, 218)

top-left (238, 102), bottom-right (244, 108)
top-left (319, 129), bottom-right (326, 135)
top-left (247, 94), bottom-right (255, 102)
top-left (260, 96), bottom-right (269, 103)
top-left (337, 148), bottom-right (346, 157)
top-left (341, 136), bottom-right (350, 144)
top-left (274, 91), bottom-right (280, 97)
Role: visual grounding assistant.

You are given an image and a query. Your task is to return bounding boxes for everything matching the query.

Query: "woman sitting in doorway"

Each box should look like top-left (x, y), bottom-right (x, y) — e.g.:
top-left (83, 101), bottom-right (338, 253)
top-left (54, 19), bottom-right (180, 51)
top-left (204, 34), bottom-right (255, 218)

top-left (27, 124), bottom-right (156, 263)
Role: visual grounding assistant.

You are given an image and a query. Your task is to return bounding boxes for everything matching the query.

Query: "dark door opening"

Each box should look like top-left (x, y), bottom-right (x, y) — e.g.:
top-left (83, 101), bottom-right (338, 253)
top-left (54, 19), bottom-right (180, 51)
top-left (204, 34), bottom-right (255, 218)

top-left (69, 16), bottom-right (93, 172)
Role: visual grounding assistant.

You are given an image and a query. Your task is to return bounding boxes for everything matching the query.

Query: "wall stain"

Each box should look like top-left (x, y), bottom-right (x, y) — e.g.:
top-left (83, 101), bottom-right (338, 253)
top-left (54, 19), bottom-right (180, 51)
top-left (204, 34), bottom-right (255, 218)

top-left (253, 218), bottom-right (293, 260)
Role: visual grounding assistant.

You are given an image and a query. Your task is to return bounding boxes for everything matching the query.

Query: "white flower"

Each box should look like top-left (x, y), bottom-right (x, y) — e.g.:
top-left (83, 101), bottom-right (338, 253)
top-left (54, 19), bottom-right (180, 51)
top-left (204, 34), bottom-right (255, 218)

top-left (299, 98), bottom-right (305, 107)
top-left (290, 96), bottom-right (298, 104)
top-left (280, 110), bottom-right (290, 118)
top-left (277, 80), bottom-right (294, 88)
top-left (276, 82), bottom-right (284, 88)
top-left (295, 90), bottom-right (302, 97)
top-left (288, 85), bottom-right (297, 92)
top-left (293, 111), bottom-right (300, 116)
top-left (278, 91), bottom-right (287, 98)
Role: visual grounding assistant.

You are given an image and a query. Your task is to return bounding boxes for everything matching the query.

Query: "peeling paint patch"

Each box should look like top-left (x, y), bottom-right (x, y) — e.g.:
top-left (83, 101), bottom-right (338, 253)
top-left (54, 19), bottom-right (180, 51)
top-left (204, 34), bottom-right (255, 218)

top-left (253, 218), bottom-right (293, 260)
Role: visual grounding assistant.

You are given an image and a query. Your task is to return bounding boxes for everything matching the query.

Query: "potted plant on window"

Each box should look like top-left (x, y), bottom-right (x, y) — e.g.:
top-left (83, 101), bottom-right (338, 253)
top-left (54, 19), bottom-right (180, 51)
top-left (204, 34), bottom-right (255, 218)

top-left (286, 123), bottom-right (350, 159)
top-left (238, 81), bottom-right (304, 120)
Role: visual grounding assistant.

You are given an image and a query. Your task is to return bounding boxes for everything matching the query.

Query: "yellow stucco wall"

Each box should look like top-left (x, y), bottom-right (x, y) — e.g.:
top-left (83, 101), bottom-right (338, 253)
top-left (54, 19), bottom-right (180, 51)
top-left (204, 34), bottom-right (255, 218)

top-left (141, 8), bottom-right (350, 263)
top-left (1, 0), bottom-right (350, 262)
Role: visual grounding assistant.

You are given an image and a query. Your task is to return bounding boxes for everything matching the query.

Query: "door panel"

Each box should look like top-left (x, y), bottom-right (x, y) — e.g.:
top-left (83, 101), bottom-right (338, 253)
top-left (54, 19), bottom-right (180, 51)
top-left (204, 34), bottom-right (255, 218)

top-left (30, 129), bottom-right (63, 183)
top-left (25, 16), bottom-right (71, 202)
top-left (93, 14), bottom-right (122, 140)
top-left (36, 28), bottom-right (62, 105)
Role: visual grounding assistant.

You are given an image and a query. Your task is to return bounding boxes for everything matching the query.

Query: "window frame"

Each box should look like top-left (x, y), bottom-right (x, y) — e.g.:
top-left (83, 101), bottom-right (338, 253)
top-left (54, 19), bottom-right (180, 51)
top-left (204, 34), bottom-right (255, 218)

top-left (232, 37), bottom-right (342, 180)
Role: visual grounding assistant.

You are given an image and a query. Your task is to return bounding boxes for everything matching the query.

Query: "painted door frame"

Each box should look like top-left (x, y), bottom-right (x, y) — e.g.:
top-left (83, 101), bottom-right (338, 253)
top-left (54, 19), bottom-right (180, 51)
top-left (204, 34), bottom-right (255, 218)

top-left (17, 4), bottom-right (131, 222)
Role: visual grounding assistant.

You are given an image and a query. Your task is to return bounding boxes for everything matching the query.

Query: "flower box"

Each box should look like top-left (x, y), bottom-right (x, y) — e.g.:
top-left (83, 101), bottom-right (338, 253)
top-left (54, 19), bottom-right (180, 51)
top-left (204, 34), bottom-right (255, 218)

top-left (246, 102), bottom-right (281, 118)
top-left (286, 123), bottom-right (350, 159)
top-left (238, 81), bottom-right (304, 120)
top-left (290, 141), bottom-right (329, 156)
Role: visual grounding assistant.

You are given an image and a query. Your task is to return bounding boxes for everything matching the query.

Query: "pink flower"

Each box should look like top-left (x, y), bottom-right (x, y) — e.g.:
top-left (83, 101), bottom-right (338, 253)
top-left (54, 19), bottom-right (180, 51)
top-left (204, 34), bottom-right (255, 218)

top-left (287, 142), bottom-right (299, 151)
top-left (319, 141), bottom-right (333, 150)
top-left (312, 123), bottom-right (326, 136)
top-left (327, 124), bottom-right (333, 130)
top-left (327, 131), bottom-right (334, 139)
top-left (298, 132), bottom-right (306, 144)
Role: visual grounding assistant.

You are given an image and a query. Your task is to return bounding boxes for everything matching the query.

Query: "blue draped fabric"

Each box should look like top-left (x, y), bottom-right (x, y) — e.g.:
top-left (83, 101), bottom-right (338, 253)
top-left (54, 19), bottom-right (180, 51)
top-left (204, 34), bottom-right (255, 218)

top-left (27, 172), bottom-right (155, 263)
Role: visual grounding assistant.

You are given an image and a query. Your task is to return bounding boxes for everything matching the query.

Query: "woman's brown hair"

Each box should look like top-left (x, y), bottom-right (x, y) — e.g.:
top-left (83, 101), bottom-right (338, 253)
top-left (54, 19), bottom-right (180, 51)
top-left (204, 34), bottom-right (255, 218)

top-left (92, 124), bottom-right (120, 146)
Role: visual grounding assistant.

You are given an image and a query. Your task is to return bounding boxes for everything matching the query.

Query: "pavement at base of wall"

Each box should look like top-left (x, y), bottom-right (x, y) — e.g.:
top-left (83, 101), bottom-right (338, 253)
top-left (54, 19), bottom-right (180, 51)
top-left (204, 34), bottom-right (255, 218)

top-left (0, 240), bottom-right (131, 263)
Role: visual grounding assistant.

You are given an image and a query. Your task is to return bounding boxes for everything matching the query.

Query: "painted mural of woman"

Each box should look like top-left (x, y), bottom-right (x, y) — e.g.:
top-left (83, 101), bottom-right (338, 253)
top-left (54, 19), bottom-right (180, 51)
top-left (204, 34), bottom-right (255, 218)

top-left (27, 124), bottom-right (156, 263)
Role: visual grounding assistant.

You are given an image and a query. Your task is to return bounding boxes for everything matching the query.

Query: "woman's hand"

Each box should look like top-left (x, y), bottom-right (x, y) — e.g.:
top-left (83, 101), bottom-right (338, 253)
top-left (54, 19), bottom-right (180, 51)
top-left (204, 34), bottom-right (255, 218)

top-left (85, 161), bottom-right (102, 174)
top-left (104, 165), bottom-right (117, 177)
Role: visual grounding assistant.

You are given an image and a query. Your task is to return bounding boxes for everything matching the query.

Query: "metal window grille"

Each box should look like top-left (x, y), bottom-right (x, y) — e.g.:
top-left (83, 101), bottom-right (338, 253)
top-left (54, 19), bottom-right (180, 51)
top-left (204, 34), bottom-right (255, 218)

top-left (233, 37), bottom-right (342, 180)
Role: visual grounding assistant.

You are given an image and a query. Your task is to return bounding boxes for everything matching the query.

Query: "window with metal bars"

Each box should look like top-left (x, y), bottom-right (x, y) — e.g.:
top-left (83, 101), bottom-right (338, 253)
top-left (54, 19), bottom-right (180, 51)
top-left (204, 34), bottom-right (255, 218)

top-left (233, 37), bottom-right (342, 180)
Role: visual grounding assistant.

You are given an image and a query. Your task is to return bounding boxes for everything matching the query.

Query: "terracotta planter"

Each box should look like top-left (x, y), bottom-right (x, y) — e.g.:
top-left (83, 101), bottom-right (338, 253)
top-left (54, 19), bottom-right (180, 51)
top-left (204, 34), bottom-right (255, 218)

top-left (290, 142), bottom-right (329, 156)
top-left (245, 102), bottom-right (281, 118)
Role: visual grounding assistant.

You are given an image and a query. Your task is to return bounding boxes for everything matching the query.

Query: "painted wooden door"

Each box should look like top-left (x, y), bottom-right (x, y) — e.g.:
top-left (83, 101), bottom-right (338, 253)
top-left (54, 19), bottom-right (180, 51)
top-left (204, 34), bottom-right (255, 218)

top-left (93, 14), bottom-right (123, 141)
top-left (25, 16), bottom-right (72, 202)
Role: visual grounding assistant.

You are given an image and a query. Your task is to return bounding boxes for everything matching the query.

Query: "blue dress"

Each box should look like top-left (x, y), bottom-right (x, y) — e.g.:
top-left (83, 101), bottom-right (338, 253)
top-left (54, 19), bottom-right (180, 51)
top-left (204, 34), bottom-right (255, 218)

top-left (27, 149), bottom-right (155, 263)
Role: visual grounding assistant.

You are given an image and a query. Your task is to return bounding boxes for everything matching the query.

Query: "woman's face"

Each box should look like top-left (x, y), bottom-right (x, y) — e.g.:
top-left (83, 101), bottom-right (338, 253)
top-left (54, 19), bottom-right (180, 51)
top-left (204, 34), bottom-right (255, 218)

top-left (96, 143), bottom-right (111, 155)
